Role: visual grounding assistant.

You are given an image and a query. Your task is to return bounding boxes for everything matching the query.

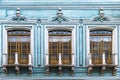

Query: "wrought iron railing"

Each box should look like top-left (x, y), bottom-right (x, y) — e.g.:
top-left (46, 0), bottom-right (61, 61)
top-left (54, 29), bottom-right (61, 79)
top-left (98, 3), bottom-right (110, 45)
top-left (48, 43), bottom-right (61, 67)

top-left (91, 53), bottom-right (102, 64)
top-left (48, 53), bottom-right (72, 65)
top-left (89, 53), bottom-right (118, 65)
top-left (49, 53), bottom-right (58, 60)
top-left (19, 53), bottom-right (29, 64)
top-left (49, 53), bottom-right (71, 60)
top-left (3, 53), bottom-right (31, 65)
top-left (8, 53), bottom-right (15, 64)
top-left (105, 54), bottom-right (112, 64)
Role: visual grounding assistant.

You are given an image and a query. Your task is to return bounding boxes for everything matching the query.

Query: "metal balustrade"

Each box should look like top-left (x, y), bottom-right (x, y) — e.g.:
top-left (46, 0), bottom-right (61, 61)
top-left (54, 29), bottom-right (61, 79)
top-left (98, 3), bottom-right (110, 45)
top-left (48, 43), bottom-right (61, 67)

top-left (19, 53), bottom-right (29, 64)
top-left (88, 53), bottom-right (118, 76)
top-left (46, 53), bottom-right (73, 65)
top-left (2, 53), bottom-right (33, 74)
top-left (45, 53), bottom-right (75, 76)
top-left (2, 53), bottom-right (32, 65)
top-left (88, 53), bottom-right (118, 65)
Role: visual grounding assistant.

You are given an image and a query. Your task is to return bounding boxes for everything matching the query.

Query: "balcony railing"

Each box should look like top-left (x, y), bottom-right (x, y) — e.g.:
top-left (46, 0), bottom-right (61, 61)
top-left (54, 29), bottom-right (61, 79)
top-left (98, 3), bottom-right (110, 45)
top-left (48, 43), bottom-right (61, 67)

top-left (88, 53), bottom-right (118, 76)
top-left (2, 52), bottom-right (33, 74)
top-left (45, 53), bottom-right (75, 76)
top-left (88, 53), bottom-right (118, 65)
top-left (45, 53), bottom-right (74, 66)
top-left (2, 52), bottom-right (32, 65)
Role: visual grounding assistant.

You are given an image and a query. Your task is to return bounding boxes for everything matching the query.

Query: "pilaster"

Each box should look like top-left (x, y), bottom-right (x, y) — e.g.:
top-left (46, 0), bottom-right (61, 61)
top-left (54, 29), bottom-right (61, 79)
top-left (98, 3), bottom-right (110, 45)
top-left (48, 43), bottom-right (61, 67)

top-left (37, 23), bottom-right (41, 66)
top-left (76, 26), bottom-right (79, 66)
top-left (82, 25), bottom-right (86, 66)
top-left (0, 24), bottom-right (2, 66)
top-left (79, 25), bottom-right (83, 66)
top-left (34, 25), bottom-right (38, 66)
top-left (41, 25), bottom-right (44, 66)
top-left (118, 25), bottom-right (120, 66)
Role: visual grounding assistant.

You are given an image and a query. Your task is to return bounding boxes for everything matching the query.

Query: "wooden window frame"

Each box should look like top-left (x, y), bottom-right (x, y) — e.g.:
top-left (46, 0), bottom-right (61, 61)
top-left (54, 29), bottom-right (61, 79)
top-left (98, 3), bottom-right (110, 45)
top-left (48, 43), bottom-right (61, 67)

top-left (8, 30), bottom-right (30, 64)
top-left (90, 30), bottom-right (112, 64)
top-left (49, 30), bottom-right (72, 65)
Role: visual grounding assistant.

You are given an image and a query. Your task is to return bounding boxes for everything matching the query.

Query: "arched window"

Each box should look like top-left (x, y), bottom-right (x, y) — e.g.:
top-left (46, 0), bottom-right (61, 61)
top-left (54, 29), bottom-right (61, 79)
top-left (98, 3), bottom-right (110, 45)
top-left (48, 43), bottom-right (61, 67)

top-left (49, 30), bottom-right (71, 65)
top-left (90, 30), bottom-right (112, 64)
top-left (8, 30), bottom-right (30, 64)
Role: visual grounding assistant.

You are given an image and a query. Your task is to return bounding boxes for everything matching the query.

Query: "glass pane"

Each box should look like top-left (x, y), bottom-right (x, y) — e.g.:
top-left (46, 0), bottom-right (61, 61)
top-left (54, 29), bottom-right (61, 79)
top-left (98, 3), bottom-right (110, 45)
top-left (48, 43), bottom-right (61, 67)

top-left (8, 30), bottom-right (30, 35)
top-left (49, 30), bottom-right (71, 35)
top-left (49, 30), bottom-right (71, 65)
top-left (90, 30), bottom-right (112, 35)
top-left (49, 36), bottom-right (59, 42)
top-left (90, 30), bottom-right (112, 64)
top-left (8, 36), bottom-right (17, 42)
top-left (61, 36), bottom-right (70, 42)
top-left (8, 30), bottom-right (30, 64)
top-left (20, 36), bottom-right (30, 42)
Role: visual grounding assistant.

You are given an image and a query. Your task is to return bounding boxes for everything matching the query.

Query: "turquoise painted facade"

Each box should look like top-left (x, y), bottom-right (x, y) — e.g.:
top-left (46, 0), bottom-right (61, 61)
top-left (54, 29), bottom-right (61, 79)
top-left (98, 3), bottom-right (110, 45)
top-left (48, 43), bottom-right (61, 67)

top-left (0, 0), bottom-right (120, 79)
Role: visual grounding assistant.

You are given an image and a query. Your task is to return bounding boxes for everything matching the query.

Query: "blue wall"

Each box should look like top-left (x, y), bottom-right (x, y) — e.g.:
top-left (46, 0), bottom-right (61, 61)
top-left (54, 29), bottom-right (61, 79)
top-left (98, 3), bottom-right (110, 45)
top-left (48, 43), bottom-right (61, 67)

top-left (0, 1), bottom-right (120, 77)
top-left (1, 0), bottom-right (120, 2)
top-left (0, 9), bottom-right (119, 19)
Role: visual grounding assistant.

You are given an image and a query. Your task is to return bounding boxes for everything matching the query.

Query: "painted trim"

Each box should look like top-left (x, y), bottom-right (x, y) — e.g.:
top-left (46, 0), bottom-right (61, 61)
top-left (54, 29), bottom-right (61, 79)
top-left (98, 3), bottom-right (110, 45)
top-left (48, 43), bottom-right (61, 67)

top-left (0, 3), bottom-right (120, 10)
top-left (78, 25), bottom-right (83, 66)
top-left (0, 25), bottom-right (2, 66)
top-left (86, 25), bottom-right (117, 66)
top-left (44, 25), bottom-right (76, 66)
top-left (2, 24), bottom-right (34, 65)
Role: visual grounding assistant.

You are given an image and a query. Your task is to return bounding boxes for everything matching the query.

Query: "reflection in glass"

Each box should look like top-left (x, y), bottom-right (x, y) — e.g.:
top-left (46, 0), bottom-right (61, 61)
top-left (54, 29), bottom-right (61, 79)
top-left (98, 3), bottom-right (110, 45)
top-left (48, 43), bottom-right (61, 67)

top-left (8, 30), bottom-right (30, 64)
top-left (90, 30), bottom-right (112, 64)
top-left (49, 30), bottom-right (71, 65)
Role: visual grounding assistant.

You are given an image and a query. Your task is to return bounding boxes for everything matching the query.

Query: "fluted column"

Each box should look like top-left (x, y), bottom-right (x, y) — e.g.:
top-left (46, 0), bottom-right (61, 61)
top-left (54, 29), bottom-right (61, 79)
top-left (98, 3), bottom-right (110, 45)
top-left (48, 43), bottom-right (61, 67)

top-left (102, 52), bottom-right (106, 64)
top-left (14, 52), bottom-right (18, 64)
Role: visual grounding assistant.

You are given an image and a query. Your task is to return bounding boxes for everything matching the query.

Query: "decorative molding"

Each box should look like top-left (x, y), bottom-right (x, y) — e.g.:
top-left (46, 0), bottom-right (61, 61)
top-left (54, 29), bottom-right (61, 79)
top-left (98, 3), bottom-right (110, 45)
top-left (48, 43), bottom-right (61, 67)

top-left (93, 16), bottom-right (110, 22)
top-left (50, 8), bottom-right (69, 23)
top-left (75, 67), bottom-right (87, 72)
top-left (79, 18), bottom-right (83, 26)
top-left (0, 3), bottom-right (120, 9)
top-left (11, 8), bottom-right (27, 22)
top-left (92, 7), bottom-right (111, 22)
top-left (79, 18), bottom-right (83, 24)
top-left (87, 25), bottom-right (116, 29)
top-left (37, 19), bottom-right (41, 24)
top-left (37, 19), bottom-right (42, 27)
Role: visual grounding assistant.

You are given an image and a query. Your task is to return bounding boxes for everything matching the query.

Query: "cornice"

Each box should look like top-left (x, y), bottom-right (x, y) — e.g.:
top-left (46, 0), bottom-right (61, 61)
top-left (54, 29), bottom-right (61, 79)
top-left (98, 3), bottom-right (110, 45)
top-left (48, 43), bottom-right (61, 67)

top-left (0, 2), bottom-right (120, 9)
top-left (1, 18), bottom-right (120, 25)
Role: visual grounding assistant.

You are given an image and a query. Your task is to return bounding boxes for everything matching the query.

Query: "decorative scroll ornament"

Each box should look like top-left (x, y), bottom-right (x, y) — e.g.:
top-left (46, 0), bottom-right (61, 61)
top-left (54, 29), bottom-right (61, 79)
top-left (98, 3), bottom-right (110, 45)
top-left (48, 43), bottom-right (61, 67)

top-left (79, 18), bottom-right (83, 24)
top-left (37, 19), bottom-right (41, 27)
top-left (93, 7), bottom-right (110, 22)
top-left (51, 8), bottom-right (69, 23)
top-left (12, 8), bottom-right (26, 21)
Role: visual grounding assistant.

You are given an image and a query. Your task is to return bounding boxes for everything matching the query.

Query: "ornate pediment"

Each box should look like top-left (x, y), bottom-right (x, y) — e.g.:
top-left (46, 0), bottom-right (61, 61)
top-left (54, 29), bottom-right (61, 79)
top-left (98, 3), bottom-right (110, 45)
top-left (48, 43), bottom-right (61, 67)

top-left (93, 16), bottom-right (110, 22)
top-left (50, 8), bottom-right (69, 23)
top-left (11, 8), bottom-right (27, 21)
top-left (92, 7), bottom-right (112, 22)
top-left (12, 16), bottom-right (26, 21)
